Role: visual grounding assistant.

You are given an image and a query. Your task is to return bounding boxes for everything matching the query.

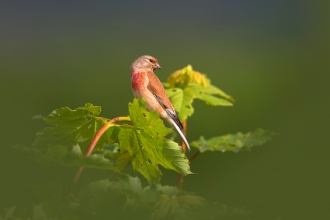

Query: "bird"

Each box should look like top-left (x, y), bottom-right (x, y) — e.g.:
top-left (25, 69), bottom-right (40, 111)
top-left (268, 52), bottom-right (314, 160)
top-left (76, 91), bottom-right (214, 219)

top-left (131, 55), bottom-right (190, 151)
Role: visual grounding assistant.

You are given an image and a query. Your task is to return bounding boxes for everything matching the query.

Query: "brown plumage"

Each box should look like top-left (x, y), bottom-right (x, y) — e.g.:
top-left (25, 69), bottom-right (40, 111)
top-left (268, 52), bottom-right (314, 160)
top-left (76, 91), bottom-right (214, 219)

top-left (131, 55), bottom-right (189, 150)
top-left (146, 71), bottom-right (184, 130)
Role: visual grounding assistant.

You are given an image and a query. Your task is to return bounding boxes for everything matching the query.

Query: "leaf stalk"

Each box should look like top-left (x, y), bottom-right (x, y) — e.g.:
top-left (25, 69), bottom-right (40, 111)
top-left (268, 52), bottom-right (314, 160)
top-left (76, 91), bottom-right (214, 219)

top-left (55, 116), bottom-right (130, 217)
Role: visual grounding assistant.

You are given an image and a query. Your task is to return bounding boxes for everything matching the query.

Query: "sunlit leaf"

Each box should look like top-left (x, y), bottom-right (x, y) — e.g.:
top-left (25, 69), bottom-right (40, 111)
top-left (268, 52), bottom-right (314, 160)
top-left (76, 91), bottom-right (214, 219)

top-left (167, 65), bottom-right (210, 88)
top-left (118, 99), bottom-right (191, 183)
top-left (42, 103), bottom-right (101, 126)
top-left (33, 103), bottom-right (117, 151)
top-left (193, 84), bottom-right (234, 104)
top-left (166, 84), bottom-right (233, 121)
top-left (165, 65), bottom-right (234, 121)
top-left (165, 87), bottom-right (194, 122)
top-left (191, 129), bottom-right (275, 153)
top-left (162, 140), bottom-right (192, 176)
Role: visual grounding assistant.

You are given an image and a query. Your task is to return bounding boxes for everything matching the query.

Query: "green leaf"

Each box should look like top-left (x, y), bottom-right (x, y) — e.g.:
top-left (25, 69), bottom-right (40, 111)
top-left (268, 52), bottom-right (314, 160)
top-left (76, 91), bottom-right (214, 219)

top-left (24, 100), bottom-right (191, 181)
top-left (166, 84), bottom-right (233, 121)
top-left (119, 128), bottom-right (162, 183)
top-left (43, 103), bottom-right (101, 126)
top-left (118, 99), bottom-right (191, 183)
top-left (33, 103), bottom-right (116, 151)
top-left (77, 174), bottom-right (151, 219)
top-left (153, 184), bottom-right (208, 219)
top-left (116, 174), bottom-right (155, 204)
top-left (79, 174), bottom-right (209, 219)
top-left (162, 140), bottom-right (192, 176)
top-left (166, 64), bottom-right (210, 88)
top-left (165, 87), bottom-right (194, 122)
top-left (14, 144), bottom-right (119, 172)
top-left (128, 99), bottom-right (172, 137)
top-left (199, 84), bottom-right (234, 103)
top-left (9, 174), bottom-right (245, 220)
top-left (115, 151), bottom-right (132, 171)
top-left (191, 129), bottom-right (275, 153)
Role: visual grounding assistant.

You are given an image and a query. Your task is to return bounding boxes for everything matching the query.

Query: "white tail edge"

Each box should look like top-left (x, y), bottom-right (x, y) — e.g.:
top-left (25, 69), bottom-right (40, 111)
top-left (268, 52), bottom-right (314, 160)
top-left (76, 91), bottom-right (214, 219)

top-left (169, 118), bottom-right (191, 151)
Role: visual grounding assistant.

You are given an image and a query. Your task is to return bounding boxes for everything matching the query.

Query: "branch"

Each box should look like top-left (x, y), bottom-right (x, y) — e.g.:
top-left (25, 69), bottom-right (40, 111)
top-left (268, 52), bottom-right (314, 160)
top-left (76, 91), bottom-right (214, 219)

top-left (177, 120), bottom-right (187, 189)
top-left (189, 151), bottom-right (200, 162)
top-left (55, 116), bottom-right (130, 217)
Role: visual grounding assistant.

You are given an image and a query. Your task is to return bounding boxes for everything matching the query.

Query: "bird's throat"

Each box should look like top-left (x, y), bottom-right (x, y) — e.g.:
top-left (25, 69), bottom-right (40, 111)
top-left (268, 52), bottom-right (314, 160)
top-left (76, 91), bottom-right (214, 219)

top-left (131, 71), bottom-right (147, 91)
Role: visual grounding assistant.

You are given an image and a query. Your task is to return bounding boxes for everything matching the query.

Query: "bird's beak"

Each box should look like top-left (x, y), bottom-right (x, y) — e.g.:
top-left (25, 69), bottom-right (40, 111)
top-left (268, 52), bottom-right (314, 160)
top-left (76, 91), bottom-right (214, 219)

top-left (154, 64), bottom-right (162, 70)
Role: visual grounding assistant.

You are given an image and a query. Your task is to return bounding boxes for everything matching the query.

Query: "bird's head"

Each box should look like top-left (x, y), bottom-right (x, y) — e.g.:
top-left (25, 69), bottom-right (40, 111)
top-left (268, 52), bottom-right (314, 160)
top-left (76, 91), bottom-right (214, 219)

top-left (131, 55), bottom-right (162, 72)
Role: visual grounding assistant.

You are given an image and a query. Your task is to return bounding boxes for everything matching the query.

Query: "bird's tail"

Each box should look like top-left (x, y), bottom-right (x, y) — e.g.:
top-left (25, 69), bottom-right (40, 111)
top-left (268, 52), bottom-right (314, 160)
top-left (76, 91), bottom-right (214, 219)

top-left (169, 118), bottom-right (191, 151)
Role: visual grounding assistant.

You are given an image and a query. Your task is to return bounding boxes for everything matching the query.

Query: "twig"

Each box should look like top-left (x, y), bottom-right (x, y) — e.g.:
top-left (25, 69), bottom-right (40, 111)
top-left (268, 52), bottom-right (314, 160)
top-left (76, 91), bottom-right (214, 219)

top-left (189, 151), bottom-right (200, 163)
top-left (177, 120), bottom-right (187, 189)
top-left (181, 120), bottom-right (187, 151)
top-left (54, 116), bottom-right (130, 217)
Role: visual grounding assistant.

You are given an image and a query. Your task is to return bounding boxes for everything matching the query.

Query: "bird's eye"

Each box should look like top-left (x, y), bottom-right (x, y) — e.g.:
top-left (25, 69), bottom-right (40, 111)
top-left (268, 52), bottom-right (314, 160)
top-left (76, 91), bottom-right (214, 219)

top-left (149, 59), bottom-right (154, 63)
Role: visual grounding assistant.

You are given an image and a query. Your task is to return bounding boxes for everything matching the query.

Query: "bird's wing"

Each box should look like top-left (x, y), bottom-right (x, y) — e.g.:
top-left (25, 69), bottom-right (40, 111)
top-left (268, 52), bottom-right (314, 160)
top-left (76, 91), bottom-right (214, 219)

top-left (147, 71), bottom-right (183, 130)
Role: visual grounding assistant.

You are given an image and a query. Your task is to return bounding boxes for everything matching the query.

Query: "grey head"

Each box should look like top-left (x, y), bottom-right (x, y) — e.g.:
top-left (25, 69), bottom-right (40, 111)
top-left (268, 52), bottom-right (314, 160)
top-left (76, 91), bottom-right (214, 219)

top-left (131, 55), bottom-right (161, 72)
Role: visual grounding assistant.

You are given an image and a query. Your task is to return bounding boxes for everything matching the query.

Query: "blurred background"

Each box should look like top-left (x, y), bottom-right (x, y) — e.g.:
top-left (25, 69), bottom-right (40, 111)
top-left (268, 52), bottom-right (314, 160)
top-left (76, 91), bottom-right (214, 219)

top-left (0, 1), bottom-right (329, 219)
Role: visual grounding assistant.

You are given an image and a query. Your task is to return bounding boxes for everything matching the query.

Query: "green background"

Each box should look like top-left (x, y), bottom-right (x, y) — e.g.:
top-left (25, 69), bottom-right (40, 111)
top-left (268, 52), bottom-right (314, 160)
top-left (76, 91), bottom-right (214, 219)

top-left (0, 1), bottom-right (329, 219)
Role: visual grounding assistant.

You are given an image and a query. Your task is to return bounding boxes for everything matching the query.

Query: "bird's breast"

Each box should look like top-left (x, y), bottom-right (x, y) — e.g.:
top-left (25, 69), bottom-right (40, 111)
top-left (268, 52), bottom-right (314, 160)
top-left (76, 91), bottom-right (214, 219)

top-left (131, 71), bottom-right (148, 91)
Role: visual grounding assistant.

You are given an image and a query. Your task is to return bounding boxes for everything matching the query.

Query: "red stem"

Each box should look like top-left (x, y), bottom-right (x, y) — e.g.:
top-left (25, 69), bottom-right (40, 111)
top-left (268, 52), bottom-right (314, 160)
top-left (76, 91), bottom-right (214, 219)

top-left (85, 117), bottom-right (123, 156)
top-left (176, 120), bottom-right (202, 188)
top-left (177, 120), bottom-right (187, 189)
top-left (73, 116), bottom-right (130, 183)
top-left (181, 120), bottom-right (187, 151)
top-left (55, 116), bottom-right (130, 217)
top-left (189, 151), bottom-right (200, 162)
